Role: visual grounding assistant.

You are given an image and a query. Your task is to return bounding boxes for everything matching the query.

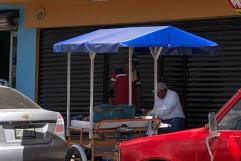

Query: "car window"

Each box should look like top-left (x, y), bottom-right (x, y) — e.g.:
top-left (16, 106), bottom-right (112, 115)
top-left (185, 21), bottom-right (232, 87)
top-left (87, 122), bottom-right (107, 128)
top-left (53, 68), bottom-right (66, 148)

top-left (0, 87), bottom-right (40, 109)
top-left (218, 99), bottom-right (241, 130)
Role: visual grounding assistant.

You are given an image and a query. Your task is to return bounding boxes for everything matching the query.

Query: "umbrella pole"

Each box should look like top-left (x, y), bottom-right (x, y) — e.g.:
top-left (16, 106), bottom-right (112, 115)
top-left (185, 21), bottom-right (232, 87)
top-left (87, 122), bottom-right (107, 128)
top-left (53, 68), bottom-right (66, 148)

top-left (67, 52), bottom-right (71, 136)
top-left (89, 52), bottom-right (96, 139)
top-left (128, 47), bottom-right (134, 106)
top-left (149, 47), bottom-right (162, 103)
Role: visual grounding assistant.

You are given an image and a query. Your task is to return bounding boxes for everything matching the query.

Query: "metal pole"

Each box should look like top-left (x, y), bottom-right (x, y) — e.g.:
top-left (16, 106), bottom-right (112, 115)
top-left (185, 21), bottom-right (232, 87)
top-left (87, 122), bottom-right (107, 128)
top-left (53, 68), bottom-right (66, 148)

top-left (9, 31), bottom-right (13, 87)
top-left (149, 47), bottom-right (162, 102)
top-left (128, 47), bottom-right (134, 106)
top-left (66, 52), bottom-right (71, 136)
top-left (89, 52), bottom-right (96, 139)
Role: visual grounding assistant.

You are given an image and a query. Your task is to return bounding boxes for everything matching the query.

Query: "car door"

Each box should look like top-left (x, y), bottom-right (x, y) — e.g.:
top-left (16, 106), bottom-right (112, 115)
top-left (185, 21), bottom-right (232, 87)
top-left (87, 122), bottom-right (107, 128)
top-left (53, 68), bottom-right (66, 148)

top-left (197, 99), bottom-right (241, 161)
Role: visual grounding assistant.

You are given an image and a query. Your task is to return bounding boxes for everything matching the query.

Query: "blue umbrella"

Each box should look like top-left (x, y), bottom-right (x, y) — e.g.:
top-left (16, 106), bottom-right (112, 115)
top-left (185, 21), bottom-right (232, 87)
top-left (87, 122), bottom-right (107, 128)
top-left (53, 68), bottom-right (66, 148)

top-left (53, 26), bottom-right (218, 138)
top-left (54, 26), bottom-right (217, 54)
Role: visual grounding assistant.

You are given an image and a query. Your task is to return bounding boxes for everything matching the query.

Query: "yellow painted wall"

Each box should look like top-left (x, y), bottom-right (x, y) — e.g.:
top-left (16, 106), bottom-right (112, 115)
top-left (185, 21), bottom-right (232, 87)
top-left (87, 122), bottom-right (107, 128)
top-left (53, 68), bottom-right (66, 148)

top-left (22, 0), bottom-right (237, 28)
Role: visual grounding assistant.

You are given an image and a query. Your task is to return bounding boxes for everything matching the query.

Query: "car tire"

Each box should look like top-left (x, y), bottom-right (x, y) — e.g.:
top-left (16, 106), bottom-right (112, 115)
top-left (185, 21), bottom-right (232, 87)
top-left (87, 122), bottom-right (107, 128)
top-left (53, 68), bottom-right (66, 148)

top-left (65, 146), bottom-right (83, 161)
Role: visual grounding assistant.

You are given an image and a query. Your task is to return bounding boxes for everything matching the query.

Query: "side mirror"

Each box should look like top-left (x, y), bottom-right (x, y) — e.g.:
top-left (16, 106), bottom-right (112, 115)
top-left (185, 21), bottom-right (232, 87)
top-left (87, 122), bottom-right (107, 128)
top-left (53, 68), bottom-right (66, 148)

top-left (208, 112), bottom-right (219, 138)
top-left (206, 112), bottom-right (219, 161)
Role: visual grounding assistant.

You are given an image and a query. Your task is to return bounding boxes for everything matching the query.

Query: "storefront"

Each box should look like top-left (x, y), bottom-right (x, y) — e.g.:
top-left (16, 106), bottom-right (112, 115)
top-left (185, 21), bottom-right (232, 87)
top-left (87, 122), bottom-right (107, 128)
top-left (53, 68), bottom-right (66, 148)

top-left (38, 16), bottom-right (241, 128)
top-left (0, 5), bottom-right (36, 100)
top-left (1, 0), bottom-right (240, 128)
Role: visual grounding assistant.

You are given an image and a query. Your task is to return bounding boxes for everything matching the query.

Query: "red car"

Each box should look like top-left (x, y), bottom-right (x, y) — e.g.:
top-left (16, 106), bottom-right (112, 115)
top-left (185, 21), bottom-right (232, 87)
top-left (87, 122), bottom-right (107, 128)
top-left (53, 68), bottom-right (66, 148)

top-left (117, 89), bottom-right (241, 161)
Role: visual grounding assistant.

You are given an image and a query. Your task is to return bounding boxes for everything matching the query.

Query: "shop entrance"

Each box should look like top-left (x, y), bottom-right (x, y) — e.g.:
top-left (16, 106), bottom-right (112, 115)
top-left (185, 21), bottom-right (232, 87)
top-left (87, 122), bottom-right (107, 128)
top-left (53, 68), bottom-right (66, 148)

top-left (39, 17), bottom-right (241, 128)
top-left (0, 31), bottom-right (10, 84)
top-left (0, 31), bottom-right (17, 87)
top-left (0, 10), bottom-right (19, 87)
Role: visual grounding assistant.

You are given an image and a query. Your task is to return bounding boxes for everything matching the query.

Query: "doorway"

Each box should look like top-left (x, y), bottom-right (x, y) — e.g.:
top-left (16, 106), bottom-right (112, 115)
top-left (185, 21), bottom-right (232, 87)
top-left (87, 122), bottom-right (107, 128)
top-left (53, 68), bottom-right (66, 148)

top-left (0, 31), bottom-right (17, 87)
top-left (0, 31), bottom-right (10, 81)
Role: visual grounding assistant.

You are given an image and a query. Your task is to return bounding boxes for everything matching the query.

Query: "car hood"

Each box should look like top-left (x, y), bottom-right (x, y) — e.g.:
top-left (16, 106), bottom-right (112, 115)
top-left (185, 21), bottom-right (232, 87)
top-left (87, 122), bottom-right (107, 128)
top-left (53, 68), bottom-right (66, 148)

top-left (119, 128), bottom-right (206, 161)
top-left (120, 128), bottom-right (205, 147)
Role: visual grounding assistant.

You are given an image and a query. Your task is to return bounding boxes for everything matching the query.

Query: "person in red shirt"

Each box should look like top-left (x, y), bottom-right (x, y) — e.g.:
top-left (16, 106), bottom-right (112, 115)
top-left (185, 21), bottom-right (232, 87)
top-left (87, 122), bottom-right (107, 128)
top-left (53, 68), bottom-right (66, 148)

top-left (108, 55), bottom-right (141, 107)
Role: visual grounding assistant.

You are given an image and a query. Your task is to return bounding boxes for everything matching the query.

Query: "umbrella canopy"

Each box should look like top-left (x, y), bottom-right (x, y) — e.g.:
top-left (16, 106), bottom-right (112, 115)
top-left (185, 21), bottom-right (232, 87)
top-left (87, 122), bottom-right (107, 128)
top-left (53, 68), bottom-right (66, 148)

top-left (53, 26), bottom-right (218, 54)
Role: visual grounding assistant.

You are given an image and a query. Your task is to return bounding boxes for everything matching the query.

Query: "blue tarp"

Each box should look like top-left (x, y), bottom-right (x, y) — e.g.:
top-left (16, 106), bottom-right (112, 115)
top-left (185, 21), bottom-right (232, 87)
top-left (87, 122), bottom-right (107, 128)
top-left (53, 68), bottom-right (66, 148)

top-left (53, 26), bottom-right (218, 55)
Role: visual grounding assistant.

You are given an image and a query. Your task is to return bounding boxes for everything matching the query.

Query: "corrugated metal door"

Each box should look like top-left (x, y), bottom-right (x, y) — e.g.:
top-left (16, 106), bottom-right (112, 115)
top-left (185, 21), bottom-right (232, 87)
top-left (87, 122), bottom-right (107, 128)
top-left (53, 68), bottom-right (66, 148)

top-left (39, 17), bottom-right (241, 128)
top-left (0, 10), bottom-right (18, 30)
top-left (185, 19), bottom-right (241, 127)
top-left (161, 17), bottom-right (241, 127)
top-left (38, 27), bottom-right (106, 120)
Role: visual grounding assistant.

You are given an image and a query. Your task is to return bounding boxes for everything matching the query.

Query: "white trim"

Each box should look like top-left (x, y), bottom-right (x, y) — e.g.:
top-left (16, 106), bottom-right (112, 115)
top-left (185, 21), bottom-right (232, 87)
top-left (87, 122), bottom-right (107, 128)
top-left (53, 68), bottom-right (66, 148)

top-left (129, 47), bottom-right (134, 106)
top-left (66, 52), bottom-right (71, 136)
top-left (89, 52), bottom-right (96, 139)
top-left (150, 47), bottom-right (163, 104)
top-left (116, 73), bottom-right (127, 78)
top-left (111, 78), bottom-right (116, 82)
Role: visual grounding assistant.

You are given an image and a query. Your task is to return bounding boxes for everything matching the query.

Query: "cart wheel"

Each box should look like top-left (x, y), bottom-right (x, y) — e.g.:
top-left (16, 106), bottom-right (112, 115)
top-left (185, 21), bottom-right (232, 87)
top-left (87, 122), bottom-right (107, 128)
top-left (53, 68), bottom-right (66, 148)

top-left (65, 146), bottom-right (82, 161)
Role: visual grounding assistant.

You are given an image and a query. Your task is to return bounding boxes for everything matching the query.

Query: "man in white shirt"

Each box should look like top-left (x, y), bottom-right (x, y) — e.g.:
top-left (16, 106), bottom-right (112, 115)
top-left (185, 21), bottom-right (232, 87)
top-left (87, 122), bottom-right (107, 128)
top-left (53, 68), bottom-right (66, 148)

top-left (150, 82), bottom-right (185, 133)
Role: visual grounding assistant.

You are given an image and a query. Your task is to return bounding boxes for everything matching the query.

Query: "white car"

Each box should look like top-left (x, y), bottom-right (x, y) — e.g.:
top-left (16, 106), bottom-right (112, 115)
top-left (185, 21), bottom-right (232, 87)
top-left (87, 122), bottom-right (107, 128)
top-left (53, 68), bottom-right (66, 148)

top-left (0, 86), bottom-right (67, 161)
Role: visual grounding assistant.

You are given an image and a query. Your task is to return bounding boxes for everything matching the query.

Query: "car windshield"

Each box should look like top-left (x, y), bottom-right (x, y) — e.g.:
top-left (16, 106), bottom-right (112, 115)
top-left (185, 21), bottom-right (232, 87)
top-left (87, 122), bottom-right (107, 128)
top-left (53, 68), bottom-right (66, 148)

top-left (0, 87), bottom-right (40, 109)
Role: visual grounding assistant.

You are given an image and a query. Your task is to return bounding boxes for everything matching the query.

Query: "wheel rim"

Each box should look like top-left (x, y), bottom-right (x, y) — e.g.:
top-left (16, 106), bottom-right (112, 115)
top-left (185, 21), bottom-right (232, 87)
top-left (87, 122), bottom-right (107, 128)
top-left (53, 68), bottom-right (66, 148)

top-left (65, 147), bottom-right (81, 161)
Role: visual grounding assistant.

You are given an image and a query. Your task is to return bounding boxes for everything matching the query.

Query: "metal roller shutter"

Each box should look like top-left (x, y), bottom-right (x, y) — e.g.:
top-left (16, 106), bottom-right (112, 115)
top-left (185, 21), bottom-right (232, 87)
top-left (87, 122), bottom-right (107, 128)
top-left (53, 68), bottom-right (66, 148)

top-left (0, 10), bottom-right (18, 30)
top-left (39, 27), bottom-right (105, 121)
top-left (161, 17), bottom-right (241, 128)
top-left (185, 18), bottom-right (241, 127)
top-left (39, 17), bottom-right (241, 128)
top-left (70, 54), bottom-right (105, 117)
top-left (161, 56), bottom-right (186, 120)
top-left (137, 54), bottom-right (154, 107)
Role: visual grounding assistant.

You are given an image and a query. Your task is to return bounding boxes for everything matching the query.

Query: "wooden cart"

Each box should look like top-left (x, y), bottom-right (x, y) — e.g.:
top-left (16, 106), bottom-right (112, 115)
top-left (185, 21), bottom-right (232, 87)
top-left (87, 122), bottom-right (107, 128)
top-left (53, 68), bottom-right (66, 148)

top-left (67, 118), bottom-right (160, 161)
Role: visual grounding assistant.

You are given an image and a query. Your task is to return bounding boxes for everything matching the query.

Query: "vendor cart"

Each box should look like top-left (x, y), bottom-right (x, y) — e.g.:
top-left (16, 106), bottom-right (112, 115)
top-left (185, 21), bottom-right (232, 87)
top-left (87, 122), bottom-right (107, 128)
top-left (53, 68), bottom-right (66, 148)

top-left (53, 26), bottom-right (218, 161)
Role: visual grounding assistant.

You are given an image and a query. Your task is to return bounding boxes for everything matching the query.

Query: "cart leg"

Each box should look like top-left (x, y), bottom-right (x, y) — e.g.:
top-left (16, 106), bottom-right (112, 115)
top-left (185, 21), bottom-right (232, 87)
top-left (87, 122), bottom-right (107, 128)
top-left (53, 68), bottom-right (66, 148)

top-left (68, 129), bottom-right (71, 146)
top-left (80, 130), bottom-right (83, 144)
top-left (91, 139), bottom-right (95, 161)
top-left (91, 147), bottom-right (94, 161)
